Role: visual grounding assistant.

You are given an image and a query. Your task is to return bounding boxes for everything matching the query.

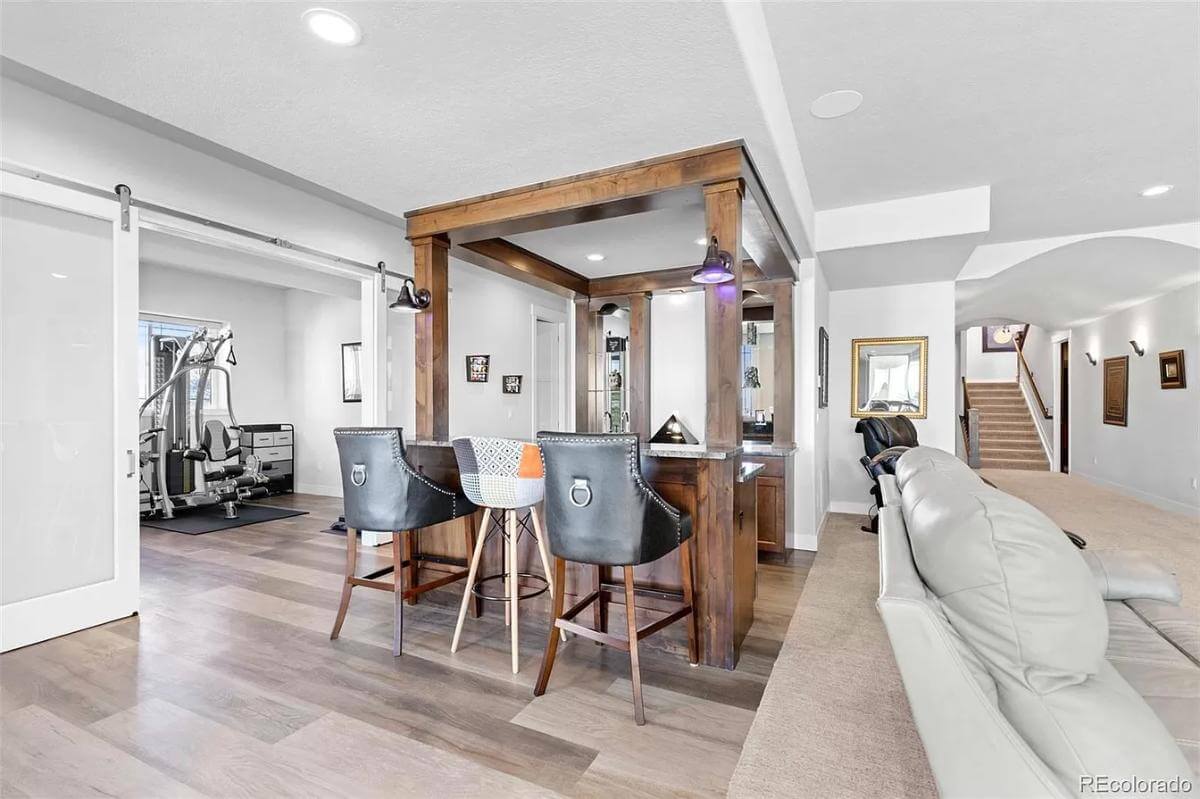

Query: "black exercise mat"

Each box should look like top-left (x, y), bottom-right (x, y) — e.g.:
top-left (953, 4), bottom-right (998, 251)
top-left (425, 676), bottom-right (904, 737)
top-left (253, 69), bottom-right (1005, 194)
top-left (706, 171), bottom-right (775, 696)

top-left (141, 503), bottom-right (308, 535)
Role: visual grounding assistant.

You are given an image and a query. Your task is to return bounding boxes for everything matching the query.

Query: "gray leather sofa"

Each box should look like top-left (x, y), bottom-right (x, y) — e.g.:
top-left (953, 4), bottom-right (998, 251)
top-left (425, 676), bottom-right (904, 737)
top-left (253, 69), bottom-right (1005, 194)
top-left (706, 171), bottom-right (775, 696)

top-left (877, 447), bottom-right (1197, 798)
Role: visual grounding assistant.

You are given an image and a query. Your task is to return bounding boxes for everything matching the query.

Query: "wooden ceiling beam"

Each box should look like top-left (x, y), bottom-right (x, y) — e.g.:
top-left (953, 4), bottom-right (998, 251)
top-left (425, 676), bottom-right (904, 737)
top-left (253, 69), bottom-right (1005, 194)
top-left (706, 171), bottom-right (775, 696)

top-left (453, 238), bottom-right (589, 298)
top-left (587, 259), bottom-right (765, 297)
top-left (406, 142), bottom-right (744, 241)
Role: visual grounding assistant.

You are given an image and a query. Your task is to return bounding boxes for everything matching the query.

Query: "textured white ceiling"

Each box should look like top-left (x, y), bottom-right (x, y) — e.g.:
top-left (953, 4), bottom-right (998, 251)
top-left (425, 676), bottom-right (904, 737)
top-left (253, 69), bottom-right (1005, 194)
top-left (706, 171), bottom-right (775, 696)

top-left (765, 0), bottom-right (1200, 243)
top-left (2, 0), bottom-right (1197, 293)
top-left (956, 236), bottom-right (1200, 329)
top-left (0, 1), bottom-right (807, 247)
top-left (507, 204), bottom-right (710, 276)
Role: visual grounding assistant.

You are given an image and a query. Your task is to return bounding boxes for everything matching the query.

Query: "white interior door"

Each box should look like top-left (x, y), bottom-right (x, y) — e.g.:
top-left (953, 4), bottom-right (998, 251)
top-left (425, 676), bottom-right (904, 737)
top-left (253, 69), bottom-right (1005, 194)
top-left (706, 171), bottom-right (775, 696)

top-left (534, 316), bottom-right (564, 433)
top-left (1, 173), bottom-right (139, 651)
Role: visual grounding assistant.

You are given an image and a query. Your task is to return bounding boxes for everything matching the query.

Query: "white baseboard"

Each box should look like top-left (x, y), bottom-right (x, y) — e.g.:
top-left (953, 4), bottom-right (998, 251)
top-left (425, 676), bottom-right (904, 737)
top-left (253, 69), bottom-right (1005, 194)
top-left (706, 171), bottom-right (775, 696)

top-left (1072, 471), bottom-right (1200, 517)
top-left (295, 481), bottom-right (342, 498)
top-left (829, 500), bottom-right (871, 515)
top-left (791, 532), bottom-right (818, 552)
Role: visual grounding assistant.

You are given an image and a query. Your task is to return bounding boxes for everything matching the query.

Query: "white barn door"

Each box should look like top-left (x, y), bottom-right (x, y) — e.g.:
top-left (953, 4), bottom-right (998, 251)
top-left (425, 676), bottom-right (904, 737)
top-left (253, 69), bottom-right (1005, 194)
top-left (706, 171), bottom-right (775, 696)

top-left (1, 173), bottom-right (140, 651)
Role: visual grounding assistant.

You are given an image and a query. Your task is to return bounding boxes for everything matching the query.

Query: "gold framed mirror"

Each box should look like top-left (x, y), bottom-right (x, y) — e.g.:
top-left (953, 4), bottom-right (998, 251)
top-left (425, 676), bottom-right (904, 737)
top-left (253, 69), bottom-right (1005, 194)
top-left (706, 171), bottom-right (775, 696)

top-left (850, 336), bottom-right (928, 418)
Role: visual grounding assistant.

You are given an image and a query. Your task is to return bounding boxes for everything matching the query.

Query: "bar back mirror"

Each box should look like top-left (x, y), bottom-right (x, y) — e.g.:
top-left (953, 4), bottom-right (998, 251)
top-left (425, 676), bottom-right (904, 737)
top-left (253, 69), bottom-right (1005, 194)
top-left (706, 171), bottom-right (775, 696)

top-left (589, 300), bottom-right (631, 433)
top-left (741, 310), bottom-right (775, 441)
top-left (850, 336), bottom-right (928, 418)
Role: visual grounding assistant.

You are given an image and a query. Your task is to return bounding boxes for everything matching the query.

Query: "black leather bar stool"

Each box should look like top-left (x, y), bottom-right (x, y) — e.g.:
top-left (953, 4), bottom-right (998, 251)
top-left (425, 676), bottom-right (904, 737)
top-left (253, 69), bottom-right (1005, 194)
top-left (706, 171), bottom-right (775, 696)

top-left (332, 427), bottom-right (478, 656)
top-left (533, 432), bottom-right (698, 725)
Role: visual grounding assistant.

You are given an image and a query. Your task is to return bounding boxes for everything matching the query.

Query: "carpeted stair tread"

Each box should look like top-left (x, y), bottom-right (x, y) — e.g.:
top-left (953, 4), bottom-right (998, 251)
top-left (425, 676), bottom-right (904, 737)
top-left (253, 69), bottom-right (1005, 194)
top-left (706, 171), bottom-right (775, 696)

top-left (966, 381), bottom-right (1049, 471)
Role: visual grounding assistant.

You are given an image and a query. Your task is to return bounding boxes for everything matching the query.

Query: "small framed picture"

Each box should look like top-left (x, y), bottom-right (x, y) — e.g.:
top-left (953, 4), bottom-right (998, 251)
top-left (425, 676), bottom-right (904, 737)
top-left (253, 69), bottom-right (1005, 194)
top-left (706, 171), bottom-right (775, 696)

top-left (502, 375), bottom-right (523, 394)
top-left (341, 342), bottom-right (362, 403)
top-left (466, 354), bottom-right (490, 383)
top-left (1159, 349), bottom-right (1187, 389)
top-left (818, 326), bottom-right (829, 409)
top-left (1103, 356), bottom-right (1128, 426)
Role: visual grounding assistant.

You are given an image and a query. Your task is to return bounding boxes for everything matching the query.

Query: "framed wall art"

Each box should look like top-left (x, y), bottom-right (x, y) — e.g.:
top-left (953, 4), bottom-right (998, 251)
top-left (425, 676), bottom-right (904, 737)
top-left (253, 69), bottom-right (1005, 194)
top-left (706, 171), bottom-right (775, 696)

top-left (982, 325), bottom-right (1019, 353)
top-left (502, 374), bottom-right (523, 394)
top-left (818, 326), bottom-right (829, 408)
top-left (1102, 355), bottom-right (1128, 426)
top-left (1159, 349), bottom-right (1186, 389)
top-left (341, 342), bottom-right (362, 403)
top-left (466, 354), bottom-right (490, 383)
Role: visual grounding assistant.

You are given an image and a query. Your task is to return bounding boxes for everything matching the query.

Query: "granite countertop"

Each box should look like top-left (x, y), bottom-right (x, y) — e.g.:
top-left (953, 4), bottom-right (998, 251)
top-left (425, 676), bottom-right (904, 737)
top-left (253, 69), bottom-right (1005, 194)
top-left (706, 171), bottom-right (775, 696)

top-left (738, 461), bottom-right (767, 483)
top-left (406, 439), bottom-right (453, 447)
top-left (742, 441), bottom-right (797, 457)
top-left (644, 444), bottom-right (739, 460)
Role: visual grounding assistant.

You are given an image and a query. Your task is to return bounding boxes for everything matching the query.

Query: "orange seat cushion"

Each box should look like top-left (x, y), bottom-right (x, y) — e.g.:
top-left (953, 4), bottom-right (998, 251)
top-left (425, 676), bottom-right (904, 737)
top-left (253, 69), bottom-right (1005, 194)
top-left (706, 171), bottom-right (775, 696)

top-left (517, 444), bottom-right (544, 478)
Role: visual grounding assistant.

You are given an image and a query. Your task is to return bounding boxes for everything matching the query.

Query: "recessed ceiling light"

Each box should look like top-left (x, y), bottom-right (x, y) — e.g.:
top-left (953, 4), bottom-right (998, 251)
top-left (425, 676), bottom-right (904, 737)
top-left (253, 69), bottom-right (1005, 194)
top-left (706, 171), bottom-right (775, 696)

top-left (50, 272), bottom-right (67, 279)
top-left (694, 237), bottom-right (708, 246)
top-left (1140, 184), bottom-right (1173, 197)
top-left (586, 253), bottom-right (605, 262)
top-left (810, 89), bottom-right (863, 119)
top-left (303, 8), bottom-right (362, 46)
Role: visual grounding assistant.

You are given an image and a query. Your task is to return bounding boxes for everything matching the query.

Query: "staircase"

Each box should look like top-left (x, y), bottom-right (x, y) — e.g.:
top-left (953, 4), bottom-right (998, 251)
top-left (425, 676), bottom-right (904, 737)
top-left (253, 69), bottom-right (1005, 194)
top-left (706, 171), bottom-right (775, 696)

top-left (965, 382), bottom-right (1048, 470)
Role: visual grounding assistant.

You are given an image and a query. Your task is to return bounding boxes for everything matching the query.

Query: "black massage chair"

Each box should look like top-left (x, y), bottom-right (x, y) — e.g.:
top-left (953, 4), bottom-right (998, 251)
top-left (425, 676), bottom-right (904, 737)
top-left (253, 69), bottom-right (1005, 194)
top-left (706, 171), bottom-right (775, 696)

top-left (854, 415), bottom-right (919, 533)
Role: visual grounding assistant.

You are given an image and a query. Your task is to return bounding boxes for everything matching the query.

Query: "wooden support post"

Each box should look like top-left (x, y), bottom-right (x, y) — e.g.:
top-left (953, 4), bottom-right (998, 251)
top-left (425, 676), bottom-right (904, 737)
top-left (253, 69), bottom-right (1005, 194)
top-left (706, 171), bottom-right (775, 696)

top-left (768, 281), bottom-right (795, 447)
top-left (413, 235), bottom-right (449, 440)
top-left (628, 293), bottom-right (651, 441)
top-left (574, 295), bottom-right (591, 432)
top-left (704, 179), bottom-right (744, 450)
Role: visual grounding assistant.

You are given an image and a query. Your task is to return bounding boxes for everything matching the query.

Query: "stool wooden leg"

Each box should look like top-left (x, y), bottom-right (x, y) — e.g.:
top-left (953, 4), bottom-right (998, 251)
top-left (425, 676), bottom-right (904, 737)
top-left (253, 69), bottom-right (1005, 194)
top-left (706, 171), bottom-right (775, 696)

top-left (594, 565), bottom-right (609, 642)
top-left (534, 557), bottom-right (567, 697)
top-left (502, 511), bottom-right (511, 627)
top-left (451, 510), bottom-right (490, 653)
top-left (679, 537), bottom-right (699, 665)
top-left (529, 506), bottom-right (566, 642)
top-left (403, 532), bottom-right (418, 607)
top-left (464, 513), bottom-right (482, 618)
top-left (392, 531), bottom-right (405, 657)
top-left (330, 527), bottom-right (358, 640)
top-left (624, 566), bottom-right (645, 725)
top-left (507, 509), bottom-right (520, 673)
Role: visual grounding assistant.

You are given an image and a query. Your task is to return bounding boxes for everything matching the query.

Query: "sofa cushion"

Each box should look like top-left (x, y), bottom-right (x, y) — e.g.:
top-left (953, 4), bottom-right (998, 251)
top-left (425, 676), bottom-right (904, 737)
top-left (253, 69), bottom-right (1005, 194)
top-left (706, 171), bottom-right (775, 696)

top-left (995, 659), bottom-right (1195, 793)
top-left (894, 446), bottom-right (980, 493)
top-left (1106, 601), bottom-right (1200, 775)
top-left (901, 473), bottom-right (1107, 689)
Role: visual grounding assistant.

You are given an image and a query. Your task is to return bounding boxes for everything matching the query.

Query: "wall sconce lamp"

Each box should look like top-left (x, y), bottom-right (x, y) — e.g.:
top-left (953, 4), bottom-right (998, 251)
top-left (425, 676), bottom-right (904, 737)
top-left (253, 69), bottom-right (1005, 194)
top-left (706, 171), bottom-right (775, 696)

top-left (691, 236), bottom-right (736, 284)
top-left (389, 276), bottom-right (432, 314)
top-left (1129, 340), bottom-right (1145, 357)
top-left (1084, 352), bottom-right (1097, 365)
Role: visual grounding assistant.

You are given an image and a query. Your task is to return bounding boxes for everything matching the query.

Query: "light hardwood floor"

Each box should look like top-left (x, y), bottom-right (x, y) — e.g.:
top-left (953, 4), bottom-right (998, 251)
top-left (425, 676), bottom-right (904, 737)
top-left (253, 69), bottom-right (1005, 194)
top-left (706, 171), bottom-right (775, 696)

top-left (1, 493), bottom-right (813, 798)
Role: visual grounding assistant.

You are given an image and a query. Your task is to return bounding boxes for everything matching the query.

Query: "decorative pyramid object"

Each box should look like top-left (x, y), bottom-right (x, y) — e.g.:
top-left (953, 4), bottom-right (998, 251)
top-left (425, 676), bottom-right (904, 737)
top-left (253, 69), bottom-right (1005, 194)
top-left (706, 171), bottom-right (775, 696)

top-left (649, 414), bottom-right (699, 445)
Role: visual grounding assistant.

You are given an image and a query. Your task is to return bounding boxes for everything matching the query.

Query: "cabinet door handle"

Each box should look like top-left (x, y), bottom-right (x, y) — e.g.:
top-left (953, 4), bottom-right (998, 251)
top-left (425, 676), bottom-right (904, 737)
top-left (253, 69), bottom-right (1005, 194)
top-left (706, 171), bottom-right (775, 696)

top-left (126, 449), bottom-right (136, 478)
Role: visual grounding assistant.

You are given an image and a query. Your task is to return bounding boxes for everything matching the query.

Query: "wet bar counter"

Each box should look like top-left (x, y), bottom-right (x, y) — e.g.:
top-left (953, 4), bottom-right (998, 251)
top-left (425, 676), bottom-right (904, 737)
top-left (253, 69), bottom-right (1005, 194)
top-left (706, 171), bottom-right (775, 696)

top-left (402, 440), bottom-right (758, 669)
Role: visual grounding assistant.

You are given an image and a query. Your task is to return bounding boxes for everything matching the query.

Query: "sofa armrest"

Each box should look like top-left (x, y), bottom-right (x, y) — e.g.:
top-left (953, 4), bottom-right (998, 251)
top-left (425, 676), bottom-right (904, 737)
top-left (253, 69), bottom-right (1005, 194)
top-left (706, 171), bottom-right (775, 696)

top-left (1082, 550), bottom-right (1182, 604)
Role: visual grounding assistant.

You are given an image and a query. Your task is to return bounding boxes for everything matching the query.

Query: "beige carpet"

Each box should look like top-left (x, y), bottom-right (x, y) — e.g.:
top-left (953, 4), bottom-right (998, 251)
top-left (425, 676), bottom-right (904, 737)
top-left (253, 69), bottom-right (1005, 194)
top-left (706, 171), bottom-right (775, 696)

top-left (981, 469), bottom-right (1200, 610)
top-left (727, 513), bottom-right (937, 799)
top-left (729, 470), bottom-right (1199, 798)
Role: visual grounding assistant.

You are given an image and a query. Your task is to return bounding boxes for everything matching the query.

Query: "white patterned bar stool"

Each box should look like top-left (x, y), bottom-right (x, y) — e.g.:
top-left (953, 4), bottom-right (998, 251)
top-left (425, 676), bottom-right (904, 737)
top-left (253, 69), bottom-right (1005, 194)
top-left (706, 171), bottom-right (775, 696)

top-left (450, 436), bottom-right (560, 673)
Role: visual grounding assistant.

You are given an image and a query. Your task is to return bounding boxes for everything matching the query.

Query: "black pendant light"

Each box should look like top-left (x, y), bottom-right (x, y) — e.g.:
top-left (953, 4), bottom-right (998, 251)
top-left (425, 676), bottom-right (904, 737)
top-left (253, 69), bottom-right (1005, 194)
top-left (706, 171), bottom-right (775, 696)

top-left (389, 277), bottom-right (432, 314)
top-left (691, 236), bottom-right (736, 285)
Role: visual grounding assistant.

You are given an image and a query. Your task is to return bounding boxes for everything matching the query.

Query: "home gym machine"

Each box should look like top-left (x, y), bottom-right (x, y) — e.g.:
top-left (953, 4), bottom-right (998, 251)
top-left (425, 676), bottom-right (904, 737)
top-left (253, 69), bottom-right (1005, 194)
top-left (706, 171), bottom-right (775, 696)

top-left (138, 326), bottom-right (274, 519)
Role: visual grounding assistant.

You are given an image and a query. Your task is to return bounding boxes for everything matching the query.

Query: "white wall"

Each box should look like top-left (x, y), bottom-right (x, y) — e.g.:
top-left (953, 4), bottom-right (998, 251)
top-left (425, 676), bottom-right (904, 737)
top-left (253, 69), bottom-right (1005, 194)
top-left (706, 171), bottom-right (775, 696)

top-left (794, 259), bottom-right (830, 550)
top-left (139, 263), bottom-right (289, 425)
top-left (446, 259), bottom-right (572, 440)
top-left (1, 78), bottom-right (405, 269)
top-left (284, 289), bottom-right (363, 497)
top-left (828, 280), bottom-right (957, 512)
top-left (1018, 324), bottom-right (1055, 451)
top-left (650, 291), bottom-right (707, 441)
top-left (961, 326), bottom-right (1016, 381)
top-left (1070, 282), bottom-right (1200, 514)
